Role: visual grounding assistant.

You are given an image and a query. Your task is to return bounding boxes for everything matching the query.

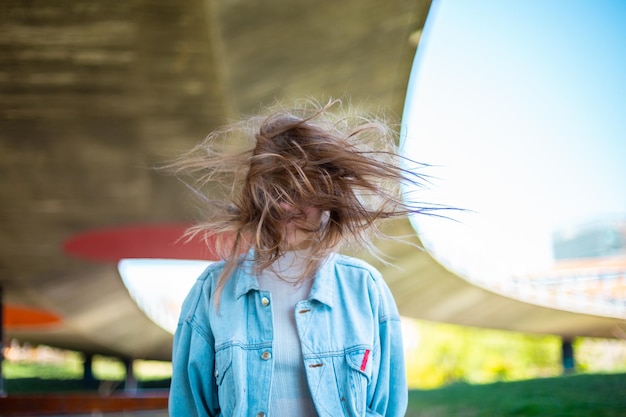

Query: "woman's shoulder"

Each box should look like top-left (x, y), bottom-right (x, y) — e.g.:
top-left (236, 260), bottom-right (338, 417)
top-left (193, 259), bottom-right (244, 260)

top-left (179, 260), bottom-right (226, 313)
top-left (329, 253), bottom-right (384, 281)
top-left (196, 259), bottom-right (227, 284)
top-left (329, 253), bottom-right (400, 315)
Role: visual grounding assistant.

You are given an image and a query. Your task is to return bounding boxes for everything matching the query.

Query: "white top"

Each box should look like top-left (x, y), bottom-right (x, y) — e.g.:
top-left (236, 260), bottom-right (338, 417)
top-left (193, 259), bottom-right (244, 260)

top-left (257, 250), bottom-right (318, 417)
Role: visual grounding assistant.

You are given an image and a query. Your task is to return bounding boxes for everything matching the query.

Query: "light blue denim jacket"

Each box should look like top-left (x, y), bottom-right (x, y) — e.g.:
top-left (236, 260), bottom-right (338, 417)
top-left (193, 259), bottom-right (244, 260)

top-left (169, 251), bottom-right (408, 417)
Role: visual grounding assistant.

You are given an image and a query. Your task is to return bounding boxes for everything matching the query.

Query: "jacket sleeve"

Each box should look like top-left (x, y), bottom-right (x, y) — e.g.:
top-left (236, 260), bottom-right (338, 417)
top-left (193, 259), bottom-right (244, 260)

top-left (366, 275), bottom-right (408, 417)
top-left (169, 274), bottom-right (220, 417)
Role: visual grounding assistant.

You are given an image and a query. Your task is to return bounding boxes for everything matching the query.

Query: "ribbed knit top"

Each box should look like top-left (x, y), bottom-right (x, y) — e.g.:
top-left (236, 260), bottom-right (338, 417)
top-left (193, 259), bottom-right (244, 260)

top-left (257, 250), bottom-right (318, 417)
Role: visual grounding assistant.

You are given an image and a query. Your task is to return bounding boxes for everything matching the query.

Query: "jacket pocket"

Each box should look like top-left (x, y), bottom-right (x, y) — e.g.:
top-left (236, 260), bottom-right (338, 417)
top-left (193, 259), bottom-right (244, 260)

top-left (346, 349), bottom-right (373, 382)
top-left (342, 348), bottom-right (372, 416)
top-left (214, 346), bottom-right (235, 413)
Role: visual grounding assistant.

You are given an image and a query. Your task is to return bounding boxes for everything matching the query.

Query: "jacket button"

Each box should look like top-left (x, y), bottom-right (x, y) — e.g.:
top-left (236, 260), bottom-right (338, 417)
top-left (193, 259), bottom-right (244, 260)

top-left (257, 412), bottom-right (266, 417)
top-left (261, 351), bottom-right (271, 360)
top-left (261, 297), bottom-right (270, 306)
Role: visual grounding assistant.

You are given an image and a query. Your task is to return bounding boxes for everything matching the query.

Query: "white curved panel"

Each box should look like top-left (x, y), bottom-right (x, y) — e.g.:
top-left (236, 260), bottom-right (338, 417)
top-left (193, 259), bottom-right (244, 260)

top-left (118, 259), bottom-right (211, 334)
top-left (401, 0), bottom-right (626, 318)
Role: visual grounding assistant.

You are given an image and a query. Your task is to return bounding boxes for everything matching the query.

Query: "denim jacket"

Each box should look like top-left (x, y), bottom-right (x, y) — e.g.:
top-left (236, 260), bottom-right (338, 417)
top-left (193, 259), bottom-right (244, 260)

top-left (169, 251), bottom-right (408, 417)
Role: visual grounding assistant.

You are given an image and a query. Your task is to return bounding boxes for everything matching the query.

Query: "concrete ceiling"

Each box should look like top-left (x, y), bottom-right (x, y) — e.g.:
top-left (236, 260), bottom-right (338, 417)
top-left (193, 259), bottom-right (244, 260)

top-left (1, 0), bottom-right (624, 362)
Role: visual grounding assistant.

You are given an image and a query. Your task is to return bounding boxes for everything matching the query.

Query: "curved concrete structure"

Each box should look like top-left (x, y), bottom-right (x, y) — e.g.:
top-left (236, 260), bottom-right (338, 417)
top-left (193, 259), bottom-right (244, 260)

top-left (362, 220), bottom-right (626, 340)
top-left (1, 0), bottom-right (624, 362)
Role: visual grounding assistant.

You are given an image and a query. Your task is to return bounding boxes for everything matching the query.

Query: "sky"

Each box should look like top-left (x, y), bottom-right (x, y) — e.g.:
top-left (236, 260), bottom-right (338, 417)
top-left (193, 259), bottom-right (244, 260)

top-left (401, 0), bottom-right (626, 283)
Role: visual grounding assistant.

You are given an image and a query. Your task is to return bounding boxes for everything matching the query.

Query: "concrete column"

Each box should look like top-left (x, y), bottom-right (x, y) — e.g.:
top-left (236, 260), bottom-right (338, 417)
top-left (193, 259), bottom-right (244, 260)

top-left (83, 353), bottom-right (95, 386)
top-left (124, 358), bottom-right (137, 391)
top-left (562, 338), bottom-right (576, 374)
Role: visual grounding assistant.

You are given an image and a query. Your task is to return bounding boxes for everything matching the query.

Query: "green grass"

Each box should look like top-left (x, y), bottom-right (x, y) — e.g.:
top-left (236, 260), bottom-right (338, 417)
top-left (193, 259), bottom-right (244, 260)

top-left (3, 375), bottom-right (171, 394)
top-left (407, 372), bottom-right (626, 417)
top-left (3, 360), bottom-right (171, 393)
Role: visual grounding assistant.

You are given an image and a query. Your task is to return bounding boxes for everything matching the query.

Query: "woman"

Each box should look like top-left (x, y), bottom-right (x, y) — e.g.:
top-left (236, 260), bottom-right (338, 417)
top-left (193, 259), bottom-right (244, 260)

top-left (168, 99), bottom-right (438, 417)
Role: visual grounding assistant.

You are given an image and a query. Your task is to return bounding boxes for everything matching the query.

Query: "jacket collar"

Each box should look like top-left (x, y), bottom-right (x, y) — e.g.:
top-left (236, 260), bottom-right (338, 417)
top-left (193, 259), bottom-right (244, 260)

top-left (233, 251), bottom-right (260, 298)
top-left (233, 249), bottom-right (335, 308)
top-left (307, 254), bottom-right (335, 308)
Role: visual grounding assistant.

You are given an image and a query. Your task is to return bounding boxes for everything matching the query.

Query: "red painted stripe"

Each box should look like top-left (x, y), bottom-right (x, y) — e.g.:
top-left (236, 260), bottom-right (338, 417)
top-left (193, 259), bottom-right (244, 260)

top-left (62, 224), bottom-right (233, 263)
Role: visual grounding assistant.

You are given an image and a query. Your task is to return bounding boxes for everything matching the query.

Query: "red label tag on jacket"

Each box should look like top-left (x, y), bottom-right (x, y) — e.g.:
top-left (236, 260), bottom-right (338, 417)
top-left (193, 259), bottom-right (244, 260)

top-left (360, 349), bottom-right (371, 371)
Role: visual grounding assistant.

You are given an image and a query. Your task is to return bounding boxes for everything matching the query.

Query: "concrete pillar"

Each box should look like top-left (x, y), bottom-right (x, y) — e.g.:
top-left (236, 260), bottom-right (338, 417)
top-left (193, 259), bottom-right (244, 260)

top-left (561, 338), bottom-right (576, 374)
top-left (83, 353), bottom-right (95, 386)
top-left (124, 358), bottom-right (138, 391)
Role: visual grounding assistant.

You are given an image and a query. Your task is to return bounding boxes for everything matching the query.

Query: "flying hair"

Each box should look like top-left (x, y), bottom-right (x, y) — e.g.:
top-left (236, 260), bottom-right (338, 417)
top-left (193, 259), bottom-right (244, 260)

top-left (165, 98), bottom-right (452, 307)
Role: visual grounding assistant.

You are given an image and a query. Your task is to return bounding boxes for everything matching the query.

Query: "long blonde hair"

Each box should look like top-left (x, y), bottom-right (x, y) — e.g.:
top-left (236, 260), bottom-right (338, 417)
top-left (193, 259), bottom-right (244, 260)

top-left (167, 98), bottom-right (445, 305)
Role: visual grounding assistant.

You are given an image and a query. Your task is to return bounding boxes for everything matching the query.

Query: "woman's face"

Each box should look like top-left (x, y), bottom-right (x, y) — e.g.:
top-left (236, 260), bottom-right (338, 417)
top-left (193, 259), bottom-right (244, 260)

top-left (280, 203), bottom-right (323, 251)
